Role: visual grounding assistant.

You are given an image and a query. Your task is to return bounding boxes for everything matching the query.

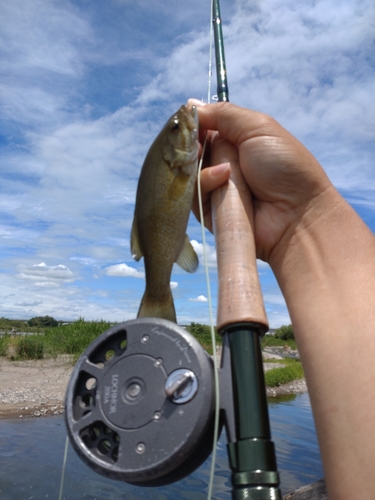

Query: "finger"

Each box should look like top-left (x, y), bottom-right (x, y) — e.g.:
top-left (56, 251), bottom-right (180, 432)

top-left (188, 98), bottom-right (276, 145)
top-left (200, 162), bottom-right (231, 194)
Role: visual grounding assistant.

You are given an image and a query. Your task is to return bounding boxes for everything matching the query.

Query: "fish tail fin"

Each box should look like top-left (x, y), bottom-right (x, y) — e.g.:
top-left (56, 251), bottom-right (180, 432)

top-left (137, 290), bottom-right (177, 323)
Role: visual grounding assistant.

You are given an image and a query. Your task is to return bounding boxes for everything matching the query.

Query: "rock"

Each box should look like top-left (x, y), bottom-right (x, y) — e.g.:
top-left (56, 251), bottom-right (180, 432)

top-left (264, 362), bottom-right (286, 372)
top-left (267, 378), bottom-right (307, 397)
top-left (263, 346), bottom-right (300, 360)
top-left (283, 478), bottom-right (327, 499)
top-left (263, 348), bottom-right (284, 360)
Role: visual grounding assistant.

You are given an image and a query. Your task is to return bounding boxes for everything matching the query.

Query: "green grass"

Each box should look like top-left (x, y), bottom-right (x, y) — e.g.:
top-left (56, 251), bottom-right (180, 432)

top-left (0, 335), bottom-right (9, 357)
top-left (43, 319), bottom-right (111, 359)
top-left (0, 320), bottom-right (111, 362)
top-left (261, 334), bottom-right (297, 350)
top-left (0, 317), bottom-right (44, 335)
top-left (0, 321), bottom-right (304, 389)
top-left (265, 359), bottom-right (304, 387)
top-left (185, 323), bottom-right (221, 355)
top-left (15, 337), bottom-right (44, 360)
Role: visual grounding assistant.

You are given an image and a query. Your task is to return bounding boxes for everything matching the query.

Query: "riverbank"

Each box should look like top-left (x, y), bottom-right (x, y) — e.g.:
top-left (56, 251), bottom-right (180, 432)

top-left (263, 347), bottom-right (307, 397)
top-left (0, 346), bottom-right (306, 419)
top-left (0, 355), bottom-right (72, 419)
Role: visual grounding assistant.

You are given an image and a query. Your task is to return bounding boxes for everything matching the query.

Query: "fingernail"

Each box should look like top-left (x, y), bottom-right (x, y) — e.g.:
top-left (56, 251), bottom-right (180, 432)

top-left (211, 162), bottom-right (231, 177)
top-left (187, 98), bottom-right (207, 108)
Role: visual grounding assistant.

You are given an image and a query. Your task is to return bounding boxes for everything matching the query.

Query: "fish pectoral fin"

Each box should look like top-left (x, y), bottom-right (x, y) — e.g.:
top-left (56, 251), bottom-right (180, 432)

top-left (176, 236), bottom-right (199, 273)
top-left (131, 220), bottom-right (143, 261)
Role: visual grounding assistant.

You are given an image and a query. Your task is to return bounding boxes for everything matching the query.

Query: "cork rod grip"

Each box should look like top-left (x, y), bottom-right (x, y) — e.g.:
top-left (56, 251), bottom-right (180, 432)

top-left (210, 135), bottom-right (268, 331)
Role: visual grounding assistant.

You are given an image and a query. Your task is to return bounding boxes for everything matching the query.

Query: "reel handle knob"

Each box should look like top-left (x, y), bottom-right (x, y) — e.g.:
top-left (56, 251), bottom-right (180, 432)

top-left (165, 369), bottom-right (197, 403)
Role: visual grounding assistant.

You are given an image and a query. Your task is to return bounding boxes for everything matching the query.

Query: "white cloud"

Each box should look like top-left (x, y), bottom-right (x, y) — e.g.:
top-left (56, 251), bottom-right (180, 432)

top-left (263, 292), bottom-right (288, 307)
top-left (0, 0), bottom-right (94, 128)
top-left (190, 240), bottom-right (217, 268)
top-left (257, 260), bottom-right (271, 270)
top-left (170, 281), bottom-right (178, 289)
top-left (16, 262), bottom-right (74, 284)
top-left (15, 300), bottom-right (43, 307)
top-left (189, 295), bottom-right (208, 303)
top-left (223, 0), bottom-right (375, 190)
top-left (0, 225), bottom-right (39, 241)
top-left (105, 263), bottom-right (144, 279)
top-left (268, 311), bottom-right (292, 329)
top-left (70, 256), bottom-right (97, 266)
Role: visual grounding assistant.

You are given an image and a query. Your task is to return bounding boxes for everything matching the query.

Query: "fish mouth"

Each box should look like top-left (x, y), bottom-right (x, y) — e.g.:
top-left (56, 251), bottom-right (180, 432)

top-left (189, 106), bottom-right (199, 128)
top-left (175, 146), bottom-right (199, 164)
top-left (188, 108), bottom-right (199, 142)
top-left (181, 105), bottom-right (199, 136)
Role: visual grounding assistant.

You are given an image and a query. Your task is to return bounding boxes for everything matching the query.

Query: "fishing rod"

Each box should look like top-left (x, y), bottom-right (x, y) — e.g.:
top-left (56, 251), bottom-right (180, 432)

top-left (210, 0), bottom-right (282, 498)
top-left (63, 1), bottom-right (281, 498)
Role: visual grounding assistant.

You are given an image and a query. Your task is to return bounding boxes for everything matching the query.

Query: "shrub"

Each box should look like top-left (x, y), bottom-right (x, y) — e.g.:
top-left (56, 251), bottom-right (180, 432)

top-left (43, 319), bottom-right (111, 357)
top-left (274, 324), bottom-right (294, 341)
top-left (186, 322), bottom-right (212, 337)
top-left (0, 335), bottom-right (9, 357)
top-left (185, 322), bottom-right (221, 354)
top-left (28, 315), bottom-right (58, 328)
top-left (261, 334), bottom-right (297, 350)
top-left (16, 337), bottom-right (44, 360)
top-left (265, 360), bottom-right (304, 387)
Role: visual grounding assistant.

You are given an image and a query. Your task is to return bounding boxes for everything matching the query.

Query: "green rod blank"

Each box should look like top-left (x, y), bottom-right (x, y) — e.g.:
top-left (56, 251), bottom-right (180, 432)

top-left (212, 0), bottom-right (229, 102)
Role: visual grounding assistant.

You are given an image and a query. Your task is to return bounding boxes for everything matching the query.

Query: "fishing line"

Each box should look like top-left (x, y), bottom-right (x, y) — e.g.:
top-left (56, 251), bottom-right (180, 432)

top-left (58, 435), bottom-right (69, 500)
top-left (197, 2), bottom-right (220, 498)
top-left (197, 152), bottom-right (221, 500)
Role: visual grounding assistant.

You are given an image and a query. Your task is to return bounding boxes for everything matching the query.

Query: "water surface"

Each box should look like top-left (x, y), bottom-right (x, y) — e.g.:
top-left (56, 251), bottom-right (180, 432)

top-left (0, 392), bottom-right (323, 499)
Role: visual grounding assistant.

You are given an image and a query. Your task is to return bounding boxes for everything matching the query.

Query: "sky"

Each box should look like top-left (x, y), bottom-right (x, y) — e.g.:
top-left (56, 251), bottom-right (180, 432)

top-left (0, 0), bottom-right (374, 327)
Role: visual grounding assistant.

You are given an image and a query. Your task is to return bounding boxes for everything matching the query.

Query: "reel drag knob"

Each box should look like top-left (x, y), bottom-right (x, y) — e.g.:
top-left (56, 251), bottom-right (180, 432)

top-left (64, 318), bottom-right (217, 486)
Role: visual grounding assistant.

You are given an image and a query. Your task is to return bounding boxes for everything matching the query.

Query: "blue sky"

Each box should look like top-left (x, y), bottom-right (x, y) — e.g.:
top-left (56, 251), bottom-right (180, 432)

top-left (0, 0), bottom-right (374, 327)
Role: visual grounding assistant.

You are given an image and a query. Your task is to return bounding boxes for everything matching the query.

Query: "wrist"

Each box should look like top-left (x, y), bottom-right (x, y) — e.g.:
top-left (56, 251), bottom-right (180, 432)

top-left (270, 187), bottom-right (374, 323)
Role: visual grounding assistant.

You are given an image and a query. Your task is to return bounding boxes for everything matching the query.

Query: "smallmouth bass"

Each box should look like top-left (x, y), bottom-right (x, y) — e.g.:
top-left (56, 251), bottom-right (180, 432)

top-left (131, 105), bottom-right (199, 322)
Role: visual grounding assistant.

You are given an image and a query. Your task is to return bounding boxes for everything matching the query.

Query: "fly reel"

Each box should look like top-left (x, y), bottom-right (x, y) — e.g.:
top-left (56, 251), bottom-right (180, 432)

top-left (64, 318), bottom-right (217, 486)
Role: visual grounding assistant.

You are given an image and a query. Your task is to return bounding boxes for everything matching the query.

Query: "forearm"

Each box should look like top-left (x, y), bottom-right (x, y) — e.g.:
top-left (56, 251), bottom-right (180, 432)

top-left (271, 188), bottom-right (375, 498)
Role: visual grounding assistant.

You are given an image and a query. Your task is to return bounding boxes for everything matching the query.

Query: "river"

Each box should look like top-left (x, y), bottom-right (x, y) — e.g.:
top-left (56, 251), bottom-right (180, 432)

top-left (0, 392), bottom-right (323, 499)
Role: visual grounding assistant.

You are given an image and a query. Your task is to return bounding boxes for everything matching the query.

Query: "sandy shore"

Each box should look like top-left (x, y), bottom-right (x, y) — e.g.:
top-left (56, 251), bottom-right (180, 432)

top-left (0, 350), bottom-right (307, 419)
top-left (0, 355), bottom-right (74, 419)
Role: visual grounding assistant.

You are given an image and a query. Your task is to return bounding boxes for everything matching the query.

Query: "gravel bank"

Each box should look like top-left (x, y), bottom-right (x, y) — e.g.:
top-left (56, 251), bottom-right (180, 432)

top-left (0, 347), bottom-right (306, 419)
top-left (0, 355), bottom-right (73, 419)
top-left (283, 478), bottom-right (327, 499)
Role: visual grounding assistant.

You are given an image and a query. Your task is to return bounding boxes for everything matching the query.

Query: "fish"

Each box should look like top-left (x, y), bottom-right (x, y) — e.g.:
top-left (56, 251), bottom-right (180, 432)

top-left (131, 105), bottom-right (199, 323)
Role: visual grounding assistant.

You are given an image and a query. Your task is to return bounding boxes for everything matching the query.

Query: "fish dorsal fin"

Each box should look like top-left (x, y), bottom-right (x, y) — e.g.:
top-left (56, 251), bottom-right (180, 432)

top-left (131, 220), bottom-right (143, 261)
top-left (176, 235), bottom-right (198, 273)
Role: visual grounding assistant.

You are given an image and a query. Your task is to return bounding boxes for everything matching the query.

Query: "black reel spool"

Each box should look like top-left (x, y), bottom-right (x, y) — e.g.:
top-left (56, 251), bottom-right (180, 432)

top-left (64, 318), bottom-right (218, 486)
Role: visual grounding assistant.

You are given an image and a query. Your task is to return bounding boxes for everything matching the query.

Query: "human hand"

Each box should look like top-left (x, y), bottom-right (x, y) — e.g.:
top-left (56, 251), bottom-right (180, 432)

top-left (189, 99), bottom-right (334, 265)
top-left (189, 101), bottom-right (375, 500)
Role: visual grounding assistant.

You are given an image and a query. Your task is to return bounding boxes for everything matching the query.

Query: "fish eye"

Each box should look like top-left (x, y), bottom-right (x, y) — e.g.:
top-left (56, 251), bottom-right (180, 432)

top-left (171, 119), bottom-right (180, 131)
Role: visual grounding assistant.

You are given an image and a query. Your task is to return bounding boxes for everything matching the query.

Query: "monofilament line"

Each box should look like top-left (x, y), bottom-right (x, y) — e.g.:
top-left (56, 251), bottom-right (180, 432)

top-left (199, 7), bottom-right (220, 496)
top-left (197, 141), bottom-right (220, 500)
top-left (58, 435), bottom-right (69, 500)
